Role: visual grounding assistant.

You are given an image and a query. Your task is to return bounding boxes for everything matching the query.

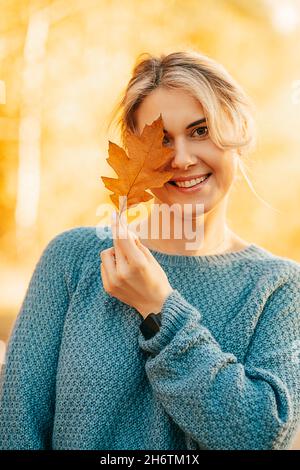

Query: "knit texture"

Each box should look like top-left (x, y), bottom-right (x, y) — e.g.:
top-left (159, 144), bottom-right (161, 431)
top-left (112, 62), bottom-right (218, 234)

top-left (0, 225), bottom-right (300, 450)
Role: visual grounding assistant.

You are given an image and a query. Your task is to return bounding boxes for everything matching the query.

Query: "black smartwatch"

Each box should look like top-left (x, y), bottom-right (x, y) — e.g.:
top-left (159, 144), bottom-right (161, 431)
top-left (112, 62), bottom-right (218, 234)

top-left (139, 312), bottom-right (162, 339)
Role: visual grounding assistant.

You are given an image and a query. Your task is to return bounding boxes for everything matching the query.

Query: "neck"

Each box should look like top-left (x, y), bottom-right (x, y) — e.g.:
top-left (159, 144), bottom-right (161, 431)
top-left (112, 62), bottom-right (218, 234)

top-left (129, 197), bottom-right (234, 256)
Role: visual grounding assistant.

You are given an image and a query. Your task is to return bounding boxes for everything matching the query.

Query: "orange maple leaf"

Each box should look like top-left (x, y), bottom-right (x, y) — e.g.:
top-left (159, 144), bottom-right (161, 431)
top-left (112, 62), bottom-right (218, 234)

top-left (100, 114), bottom-right (175, 214)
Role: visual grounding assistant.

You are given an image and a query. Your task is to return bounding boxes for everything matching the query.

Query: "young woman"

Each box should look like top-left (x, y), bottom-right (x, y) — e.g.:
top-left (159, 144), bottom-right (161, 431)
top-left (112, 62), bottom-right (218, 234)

top-left (0, 50), bottom-right (299, 451)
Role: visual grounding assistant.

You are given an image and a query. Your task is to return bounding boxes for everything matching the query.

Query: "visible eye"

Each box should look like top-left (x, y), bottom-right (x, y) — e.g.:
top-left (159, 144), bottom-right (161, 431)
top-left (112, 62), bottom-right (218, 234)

top-left (162, 126), bottom-right (209, 145)
top-left (162, 135), bottom-right (171, 145)
top-left (191, 126), bottom-right (209, 138)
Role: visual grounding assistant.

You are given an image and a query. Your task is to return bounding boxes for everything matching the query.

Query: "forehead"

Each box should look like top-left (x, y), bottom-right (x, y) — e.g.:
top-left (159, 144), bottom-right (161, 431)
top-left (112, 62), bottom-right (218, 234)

top-left (134, 87), bottom-right (205, 135)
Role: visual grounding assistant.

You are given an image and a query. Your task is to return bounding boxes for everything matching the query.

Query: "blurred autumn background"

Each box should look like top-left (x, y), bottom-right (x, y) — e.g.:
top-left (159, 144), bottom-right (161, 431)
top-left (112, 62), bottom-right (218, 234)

top-left (0, 0), bottom-right (300, 448)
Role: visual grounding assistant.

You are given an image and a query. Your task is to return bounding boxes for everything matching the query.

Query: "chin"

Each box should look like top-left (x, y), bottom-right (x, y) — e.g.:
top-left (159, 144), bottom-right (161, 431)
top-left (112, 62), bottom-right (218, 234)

top-left (150, 191), bottom-right (209, 217)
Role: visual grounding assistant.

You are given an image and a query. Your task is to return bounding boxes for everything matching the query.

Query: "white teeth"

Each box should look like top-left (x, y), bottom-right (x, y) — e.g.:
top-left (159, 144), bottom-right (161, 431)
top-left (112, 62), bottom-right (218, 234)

top-left (174, 175), bottom-right (209, 187)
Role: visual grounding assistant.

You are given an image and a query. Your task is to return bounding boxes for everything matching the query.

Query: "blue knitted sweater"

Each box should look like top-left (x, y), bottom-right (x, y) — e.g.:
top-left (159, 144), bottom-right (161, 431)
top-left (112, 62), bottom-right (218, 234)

top-left (1, 225), bottom-right (300, 450)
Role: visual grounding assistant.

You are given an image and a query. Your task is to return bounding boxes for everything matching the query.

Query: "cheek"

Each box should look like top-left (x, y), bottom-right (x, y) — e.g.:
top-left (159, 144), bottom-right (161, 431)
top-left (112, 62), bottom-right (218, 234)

top-left (211, 150), bottom-right (238, 184)
top-left (148, 186), bottom-right (169, 200)
top-left (193, 141), bottom-right (224, 173)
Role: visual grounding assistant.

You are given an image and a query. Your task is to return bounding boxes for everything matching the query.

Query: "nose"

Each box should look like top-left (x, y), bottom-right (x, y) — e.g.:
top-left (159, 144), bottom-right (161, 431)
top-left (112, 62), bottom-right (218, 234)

top-left (170, 141), bottom-right (198, 170)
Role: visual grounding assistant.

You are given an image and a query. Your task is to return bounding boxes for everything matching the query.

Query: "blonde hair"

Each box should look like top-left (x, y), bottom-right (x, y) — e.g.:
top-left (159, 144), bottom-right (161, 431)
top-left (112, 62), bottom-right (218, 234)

top-left (106, 49), bottom-right (278, 212)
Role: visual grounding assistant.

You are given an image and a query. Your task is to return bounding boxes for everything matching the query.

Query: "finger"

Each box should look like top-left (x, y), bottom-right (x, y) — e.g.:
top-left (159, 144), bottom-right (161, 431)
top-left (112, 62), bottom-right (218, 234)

top-left (134, 238), bottom-right (155, 262)
top-left (119, 210), bottom-right (127, 227)
top-left (100, 248), bottom-right (117, 284)
top-left (112, 211), bottom-right (148, 267)
top-left (111, 210), bottom-right (128, 240)
top-left (122, 228), bottom-right (150, 267)
top-left (100, 261), bottom-right (111, 293)
top-left (110, 210), bottom-right (118, 239)
top-left (111, 211), bottom-right (129, 267)
top-left (112, 210), bottom-right (132, 260)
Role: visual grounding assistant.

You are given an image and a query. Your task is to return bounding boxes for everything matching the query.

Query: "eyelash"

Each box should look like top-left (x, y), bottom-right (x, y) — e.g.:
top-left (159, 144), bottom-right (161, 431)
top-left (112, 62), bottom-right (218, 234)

top-left (162, 126), bottom-right (209, 144)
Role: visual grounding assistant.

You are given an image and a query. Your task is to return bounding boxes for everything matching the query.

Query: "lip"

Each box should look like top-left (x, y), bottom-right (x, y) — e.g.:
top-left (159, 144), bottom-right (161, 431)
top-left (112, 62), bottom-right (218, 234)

top-left (169, 173), bottom-right (211, 182)
top-left (166, 173), bottom-right (212, 193)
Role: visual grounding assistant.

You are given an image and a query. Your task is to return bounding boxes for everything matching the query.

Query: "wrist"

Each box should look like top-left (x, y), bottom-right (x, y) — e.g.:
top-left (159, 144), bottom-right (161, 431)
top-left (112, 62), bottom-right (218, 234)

top-left (138, 287), bottom-right (174, 319)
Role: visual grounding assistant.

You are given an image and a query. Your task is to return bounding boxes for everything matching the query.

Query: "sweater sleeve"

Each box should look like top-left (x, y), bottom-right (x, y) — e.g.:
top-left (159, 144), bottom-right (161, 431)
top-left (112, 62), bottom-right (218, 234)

top-left (0, 233), bottom-right (73, 450)
top-left (138, 272), bottom-right (300, 450)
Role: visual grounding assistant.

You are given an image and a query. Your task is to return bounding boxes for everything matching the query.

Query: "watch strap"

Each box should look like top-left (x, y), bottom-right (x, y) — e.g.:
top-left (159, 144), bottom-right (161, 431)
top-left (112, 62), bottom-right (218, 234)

top-left (139, 312), bottom-right (162, 339)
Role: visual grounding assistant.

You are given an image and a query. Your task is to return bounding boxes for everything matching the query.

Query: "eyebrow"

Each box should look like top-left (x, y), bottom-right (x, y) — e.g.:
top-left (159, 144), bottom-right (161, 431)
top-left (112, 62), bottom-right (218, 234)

top-left (163, 117), bottom-right (207, 133)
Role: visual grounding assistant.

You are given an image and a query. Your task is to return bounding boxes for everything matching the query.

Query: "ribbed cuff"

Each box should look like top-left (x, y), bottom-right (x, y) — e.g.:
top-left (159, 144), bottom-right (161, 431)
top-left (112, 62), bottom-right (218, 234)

top-left (138, 289), bottom-right (201, 356)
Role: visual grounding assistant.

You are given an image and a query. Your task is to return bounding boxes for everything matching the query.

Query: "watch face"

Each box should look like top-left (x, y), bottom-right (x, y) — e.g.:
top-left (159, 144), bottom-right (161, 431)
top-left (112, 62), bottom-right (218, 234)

top-left (140, 313), bottom-right (161, 339)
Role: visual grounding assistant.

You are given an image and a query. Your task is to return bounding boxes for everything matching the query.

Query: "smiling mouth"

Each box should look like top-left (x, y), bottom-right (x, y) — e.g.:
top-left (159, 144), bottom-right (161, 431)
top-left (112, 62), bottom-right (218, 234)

top-left (168, 173), bottom-right (212, 188)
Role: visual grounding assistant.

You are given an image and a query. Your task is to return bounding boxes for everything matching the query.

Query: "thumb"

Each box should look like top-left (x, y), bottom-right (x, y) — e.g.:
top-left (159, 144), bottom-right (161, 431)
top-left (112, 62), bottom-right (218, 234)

top-left (135, 238), bottom-right (155, 260)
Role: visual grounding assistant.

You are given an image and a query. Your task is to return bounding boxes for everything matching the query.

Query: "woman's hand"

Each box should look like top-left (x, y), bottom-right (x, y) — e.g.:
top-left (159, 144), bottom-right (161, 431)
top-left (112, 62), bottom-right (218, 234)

top-left (100, 212), bottom-right (174, 319)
